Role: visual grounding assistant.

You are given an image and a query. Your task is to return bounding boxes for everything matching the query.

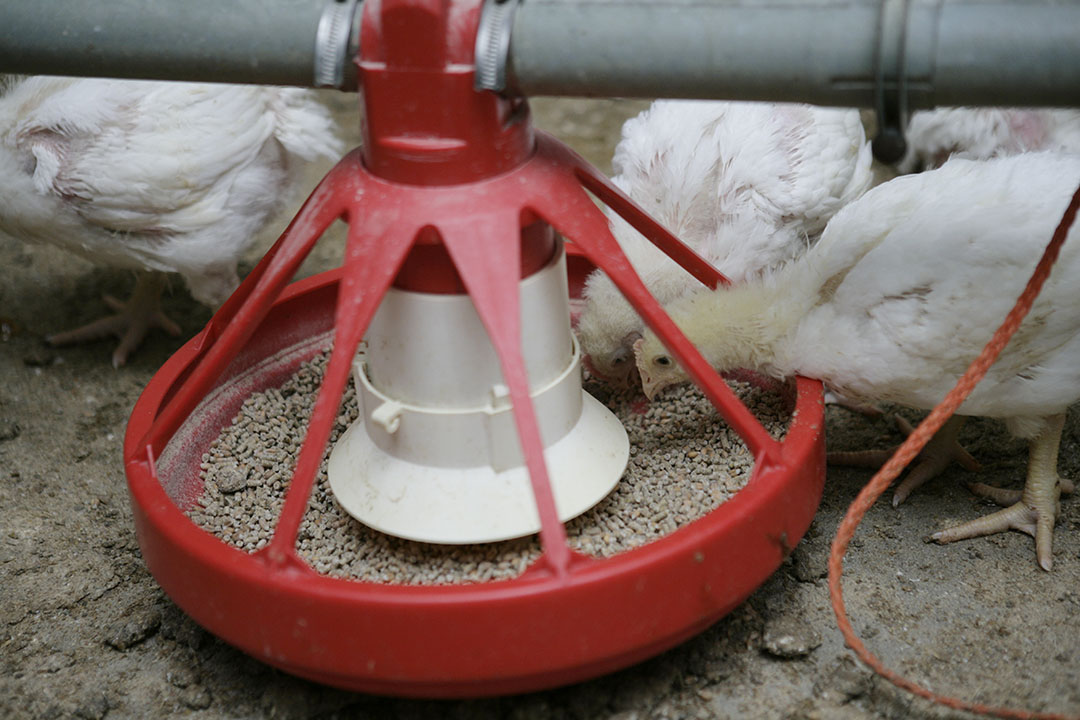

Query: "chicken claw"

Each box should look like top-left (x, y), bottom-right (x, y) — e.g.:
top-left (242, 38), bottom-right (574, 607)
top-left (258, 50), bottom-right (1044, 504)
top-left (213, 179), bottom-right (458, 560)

top-left (828, 415), bottom-right (981, 506)
top-left (932, 414), bottom-right (1068, 571)
top-left (47, 272), bottom-right (181, 367)
top-left (966, 476), bottom-right (1074, 507)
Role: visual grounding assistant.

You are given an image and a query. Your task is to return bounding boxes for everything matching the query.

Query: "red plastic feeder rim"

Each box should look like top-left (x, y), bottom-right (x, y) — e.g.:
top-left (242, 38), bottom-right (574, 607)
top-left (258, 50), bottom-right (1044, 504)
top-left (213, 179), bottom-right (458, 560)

top-left (122, 0), bottom-right (826, 697)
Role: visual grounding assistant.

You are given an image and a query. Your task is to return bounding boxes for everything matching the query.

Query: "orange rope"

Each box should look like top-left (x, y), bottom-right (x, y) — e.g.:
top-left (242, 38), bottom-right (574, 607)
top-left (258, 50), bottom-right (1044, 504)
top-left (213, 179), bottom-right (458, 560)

top-left (827, 183), bottom-right (1080, 720)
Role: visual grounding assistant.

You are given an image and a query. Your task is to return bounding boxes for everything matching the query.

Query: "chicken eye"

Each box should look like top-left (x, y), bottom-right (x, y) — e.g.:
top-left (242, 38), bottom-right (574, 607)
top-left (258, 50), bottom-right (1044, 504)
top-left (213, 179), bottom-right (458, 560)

top-left (612, 356), bottom-right (626, 366)
top-left (655, 355), bottom-right (672, 367)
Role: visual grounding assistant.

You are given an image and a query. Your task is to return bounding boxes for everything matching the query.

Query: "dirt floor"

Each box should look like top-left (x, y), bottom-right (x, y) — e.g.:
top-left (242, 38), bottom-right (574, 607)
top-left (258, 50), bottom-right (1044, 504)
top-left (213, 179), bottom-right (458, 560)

top-left (2, 94), bottom-right (1079, 720)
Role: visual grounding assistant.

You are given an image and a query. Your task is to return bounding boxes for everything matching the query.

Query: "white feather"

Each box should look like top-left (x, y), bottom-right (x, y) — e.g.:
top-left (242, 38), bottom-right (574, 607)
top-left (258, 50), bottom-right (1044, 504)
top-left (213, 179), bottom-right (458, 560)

top-left (634, 152), bottom-right (1080, 568)
top-left (0, 76), bottom-right (344, 307)
top-left (899, 107), bottom-right (1080, 173)
top-left (577, 100), bottom-right (873, 383)
top-left (642, 152), bottom-right (1080, 431)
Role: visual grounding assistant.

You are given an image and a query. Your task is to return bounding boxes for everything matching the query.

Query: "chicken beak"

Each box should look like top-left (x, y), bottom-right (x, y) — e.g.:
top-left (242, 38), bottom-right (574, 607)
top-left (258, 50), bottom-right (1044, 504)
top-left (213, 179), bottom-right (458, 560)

top-left (640, 375), bottom-right (662, 401)
top-left (632, 338), bottom-right (661, 400)
top-left (581, 353), bottom-right (603, 380)
top-left (582, 353), bottom-right (638, 389)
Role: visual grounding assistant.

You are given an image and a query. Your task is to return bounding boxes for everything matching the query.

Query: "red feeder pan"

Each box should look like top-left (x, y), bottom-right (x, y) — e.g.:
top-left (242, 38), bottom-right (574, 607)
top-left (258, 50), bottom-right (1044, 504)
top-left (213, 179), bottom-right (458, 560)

top-left (123, 0), bottom-right (825, 697)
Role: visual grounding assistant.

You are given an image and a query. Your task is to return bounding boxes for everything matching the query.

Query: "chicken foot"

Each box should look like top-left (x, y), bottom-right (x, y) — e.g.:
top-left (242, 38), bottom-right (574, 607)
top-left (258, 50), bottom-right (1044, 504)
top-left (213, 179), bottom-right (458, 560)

top-left (932, 414), bottom-right (1068, 571)
top-left (828, 415), bottom-right (981, 506)
top-left (47, 271), bottom-right (181, 367)
top-left (966, 476), bottom-right (1074, 506)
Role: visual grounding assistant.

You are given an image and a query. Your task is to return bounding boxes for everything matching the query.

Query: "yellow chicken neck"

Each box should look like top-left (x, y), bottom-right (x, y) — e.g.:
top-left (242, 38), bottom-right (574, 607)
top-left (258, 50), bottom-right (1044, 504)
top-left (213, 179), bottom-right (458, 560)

top-left (666, 266), bottom-right (816, 380)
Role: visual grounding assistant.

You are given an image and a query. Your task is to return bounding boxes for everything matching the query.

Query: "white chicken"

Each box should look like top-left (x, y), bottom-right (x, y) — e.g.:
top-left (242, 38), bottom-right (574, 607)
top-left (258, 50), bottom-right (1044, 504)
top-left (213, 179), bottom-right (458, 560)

top-left (575, 100), bottom-right (874, 386)
top-left (632, 152), bottom-right (1080, 571)
top-left (0, 76), bottom-right (343, 366)
top-left (899, 107), bottom-right (1080, 173)
top-left (838, 108), bottom-right (1080, 497)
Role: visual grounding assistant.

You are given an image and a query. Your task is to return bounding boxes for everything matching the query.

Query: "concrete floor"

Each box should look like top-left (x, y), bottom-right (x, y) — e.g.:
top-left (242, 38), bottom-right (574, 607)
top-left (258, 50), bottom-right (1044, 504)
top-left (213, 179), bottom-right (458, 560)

top-left (2, 93), bottom-right (1078, 720)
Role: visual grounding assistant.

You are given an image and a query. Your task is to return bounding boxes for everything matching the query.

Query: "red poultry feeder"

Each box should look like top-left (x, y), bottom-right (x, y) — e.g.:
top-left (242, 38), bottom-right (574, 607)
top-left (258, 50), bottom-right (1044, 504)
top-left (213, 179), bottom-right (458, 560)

top-left (123, 0), bottom-right (825, 697)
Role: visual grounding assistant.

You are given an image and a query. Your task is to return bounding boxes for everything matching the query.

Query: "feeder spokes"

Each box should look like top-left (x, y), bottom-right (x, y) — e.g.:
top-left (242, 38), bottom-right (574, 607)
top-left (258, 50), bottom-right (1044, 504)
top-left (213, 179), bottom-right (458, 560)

top-left (123, 0), bottom-right (822, 695)
top-left (437, 210), bottom-right (574, 575)
top-left (266, 190), bottom-right (419, 564)
top-left (525, 136), bottom-right (785, 467)
top-left (141, 155), bottom-right (355, 454)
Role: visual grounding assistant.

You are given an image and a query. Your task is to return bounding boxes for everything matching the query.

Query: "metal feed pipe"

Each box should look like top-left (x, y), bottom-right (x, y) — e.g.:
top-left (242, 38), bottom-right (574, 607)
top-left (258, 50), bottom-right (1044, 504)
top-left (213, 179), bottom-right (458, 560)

top-left (1, 0), bottom-right (1078, 109)
top-left (474, 0), bottom-right (1080, 159)
top-left (478, 0), bottom-right (1080, 108)
top-left (0, 0), bottom-right (362, 89)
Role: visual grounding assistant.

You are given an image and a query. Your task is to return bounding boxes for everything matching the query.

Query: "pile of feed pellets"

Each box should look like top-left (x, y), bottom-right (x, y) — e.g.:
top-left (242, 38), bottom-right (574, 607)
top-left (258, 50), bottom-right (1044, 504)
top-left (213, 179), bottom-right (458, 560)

top-left (189, 350), bottom-right (789, 584)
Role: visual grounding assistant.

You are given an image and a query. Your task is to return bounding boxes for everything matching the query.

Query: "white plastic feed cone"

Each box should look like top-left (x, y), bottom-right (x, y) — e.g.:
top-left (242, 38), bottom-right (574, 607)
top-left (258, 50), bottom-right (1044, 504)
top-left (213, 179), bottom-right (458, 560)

top-left (327, 244), bottom-right (630, 544)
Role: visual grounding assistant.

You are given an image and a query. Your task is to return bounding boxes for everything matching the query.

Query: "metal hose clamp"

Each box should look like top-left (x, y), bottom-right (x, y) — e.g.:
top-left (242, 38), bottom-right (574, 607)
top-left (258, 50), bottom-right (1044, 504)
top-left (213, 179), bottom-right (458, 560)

top-left (475, 0), bottom-right (521, 93)
top-left (315, 0), bottom-right (361, 88)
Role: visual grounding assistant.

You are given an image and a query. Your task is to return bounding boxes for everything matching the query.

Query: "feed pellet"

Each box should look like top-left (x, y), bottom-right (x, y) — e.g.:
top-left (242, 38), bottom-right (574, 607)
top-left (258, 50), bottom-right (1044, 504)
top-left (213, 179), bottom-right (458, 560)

top-left (190, 351), bottom-right (789, 584)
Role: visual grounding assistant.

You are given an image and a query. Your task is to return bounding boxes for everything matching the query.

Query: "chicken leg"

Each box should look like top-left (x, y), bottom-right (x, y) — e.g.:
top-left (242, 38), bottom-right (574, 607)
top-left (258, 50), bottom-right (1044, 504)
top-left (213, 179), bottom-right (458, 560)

top-left (828, 415), bottom-right (981, 506)
top-left (46, 271), bottom-right (181, 368)
top-left (931, 413), bottom-right (1068, 571)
